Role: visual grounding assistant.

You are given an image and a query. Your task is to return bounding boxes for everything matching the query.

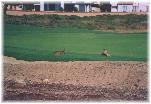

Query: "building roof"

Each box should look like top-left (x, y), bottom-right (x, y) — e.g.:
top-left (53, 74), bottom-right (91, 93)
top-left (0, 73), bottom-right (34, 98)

top-left (117, 2), bottom-right (133, 5)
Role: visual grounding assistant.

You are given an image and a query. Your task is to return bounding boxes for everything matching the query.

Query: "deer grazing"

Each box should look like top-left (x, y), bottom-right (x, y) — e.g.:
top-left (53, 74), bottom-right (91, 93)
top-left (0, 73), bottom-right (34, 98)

top-left (53, 49), bottom-right (65, 56)
top-left (101, 49), bottom-right (110, 57)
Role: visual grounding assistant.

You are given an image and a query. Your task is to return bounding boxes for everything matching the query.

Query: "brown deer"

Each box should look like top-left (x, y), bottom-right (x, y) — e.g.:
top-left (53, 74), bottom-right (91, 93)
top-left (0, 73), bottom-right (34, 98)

top-left (101, 49), bottom-right (110, 57)
top-left (53, 49), bottom-right (65, 56)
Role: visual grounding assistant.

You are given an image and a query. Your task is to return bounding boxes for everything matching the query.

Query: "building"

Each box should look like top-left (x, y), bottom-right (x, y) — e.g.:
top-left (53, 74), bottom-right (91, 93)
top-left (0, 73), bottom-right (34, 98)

top-left (91, 3), bottom-right (100, 12)
top-left (100, 2), bottom-right (111, 12)
top-left (43, 2), bottom-right (62, 11)
top-left (6, 3), bottom-right (23, 10)
top-left (137, 2), bottom-right (149, 12)
top-left (111, 3), bottom-right (117, 12)
top-left (6, 1), bottom-right (149, 13)
top-left (117, 2), bottom-right (133, 12)
top-left (133, 2), bottom-right (139, 12)
top-left (61, 1), bottom-right (92, 12)
top-left (6, 1), bottom-right (100, 12)
top-left (111, 2), bottom-right (149, 13)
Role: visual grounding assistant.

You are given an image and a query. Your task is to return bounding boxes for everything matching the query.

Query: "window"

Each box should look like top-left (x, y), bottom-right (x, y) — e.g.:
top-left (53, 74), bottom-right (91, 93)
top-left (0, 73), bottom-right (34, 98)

top-left (133, 6), bottom-right (137, 12)
top-left (123, 5), bottom-right (127, 12)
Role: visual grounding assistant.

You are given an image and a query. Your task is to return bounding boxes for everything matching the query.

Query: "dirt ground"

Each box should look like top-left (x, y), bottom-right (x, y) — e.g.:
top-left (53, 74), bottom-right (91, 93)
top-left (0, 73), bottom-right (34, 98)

top-left (6, 10), bottom-right (148, 17)
top-left (3, 56), bottom-right (148, 101)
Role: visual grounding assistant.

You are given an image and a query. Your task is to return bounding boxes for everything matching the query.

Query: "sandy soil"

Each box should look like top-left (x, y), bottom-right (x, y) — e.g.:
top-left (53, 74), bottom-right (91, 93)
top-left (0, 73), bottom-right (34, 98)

top-left (3, 56), bottom-right (148, 101)
top-left (6, 10), bottom-right (148, 17)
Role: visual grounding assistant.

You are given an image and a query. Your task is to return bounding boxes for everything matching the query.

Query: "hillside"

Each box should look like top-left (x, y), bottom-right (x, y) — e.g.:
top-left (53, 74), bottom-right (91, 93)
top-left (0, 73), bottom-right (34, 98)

top-left (4, 14), bottom-right (148, 32)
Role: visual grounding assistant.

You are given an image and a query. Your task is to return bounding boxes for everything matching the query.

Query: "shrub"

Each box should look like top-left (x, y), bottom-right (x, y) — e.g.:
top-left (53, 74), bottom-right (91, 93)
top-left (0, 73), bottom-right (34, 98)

top-left (4, 14), bottom-right (148, 31)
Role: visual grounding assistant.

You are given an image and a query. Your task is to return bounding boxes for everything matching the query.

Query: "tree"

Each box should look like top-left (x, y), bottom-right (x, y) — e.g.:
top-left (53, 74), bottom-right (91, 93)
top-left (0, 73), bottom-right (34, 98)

top-left (3, 2), bottom-right (8, 15)
top-left (100, 2), bottom-right (111, 12)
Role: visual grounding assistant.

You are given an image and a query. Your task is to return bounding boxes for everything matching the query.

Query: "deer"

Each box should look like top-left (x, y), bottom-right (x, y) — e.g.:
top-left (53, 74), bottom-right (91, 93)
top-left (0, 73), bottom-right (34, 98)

top-left (53, 49), bottom-right (65, 56)
top-left (101, 49), bottom-right (110, 57)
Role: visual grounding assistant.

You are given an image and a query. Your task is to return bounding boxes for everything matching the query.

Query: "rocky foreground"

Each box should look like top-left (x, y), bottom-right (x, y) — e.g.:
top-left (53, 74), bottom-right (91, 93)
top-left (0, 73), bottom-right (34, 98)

top-left (3, 56), bottom-right (148, 101)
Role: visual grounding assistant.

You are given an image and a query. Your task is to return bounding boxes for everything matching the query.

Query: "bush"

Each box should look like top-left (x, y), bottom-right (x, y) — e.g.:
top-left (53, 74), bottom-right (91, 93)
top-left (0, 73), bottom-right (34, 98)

top-left (4, 14), bottom-right (148, 31)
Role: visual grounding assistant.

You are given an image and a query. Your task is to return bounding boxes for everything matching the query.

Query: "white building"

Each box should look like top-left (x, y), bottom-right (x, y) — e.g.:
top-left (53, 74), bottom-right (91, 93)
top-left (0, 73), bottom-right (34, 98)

top-left (111, 2), bottom-right (149, 13)
top-left (7, 1), bottom-right (149, 13)
top-left (117, 2), bottom-right (133, 12)
top-left (133, 2), bottom-right (139, 12)
top-left (137, 2), bottom-right (149, 12)
top-left (111, 3), bottom-right (117, 12)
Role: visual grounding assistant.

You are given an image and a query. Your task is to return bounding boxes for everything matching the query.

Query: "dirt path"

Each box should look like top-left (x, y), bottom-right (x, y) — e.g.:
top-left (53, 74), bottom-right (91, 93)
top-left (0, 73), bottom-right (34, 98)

top-left (3, 56), bottom-right (148, 101)
top-left (6, 10), bottom-right (148, 17)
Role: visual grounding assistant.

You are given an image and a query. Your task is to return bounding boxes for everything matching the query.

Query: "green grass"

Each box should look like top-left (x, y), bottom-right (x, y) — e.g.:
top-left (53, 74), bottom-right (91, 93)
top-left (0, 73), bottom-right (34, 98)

top-left (4, 24), bottom-right (147, 61)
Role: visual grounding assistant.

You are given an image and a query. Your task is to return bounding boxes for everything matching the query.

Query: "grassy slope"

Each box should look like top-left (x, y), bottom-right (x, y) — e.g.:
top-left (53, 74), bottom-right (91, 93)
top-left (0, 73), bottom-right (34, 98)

top-left (4, 14), bottom-right (147, 31)
top-left (4, 24), bottom-right (147, 61)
